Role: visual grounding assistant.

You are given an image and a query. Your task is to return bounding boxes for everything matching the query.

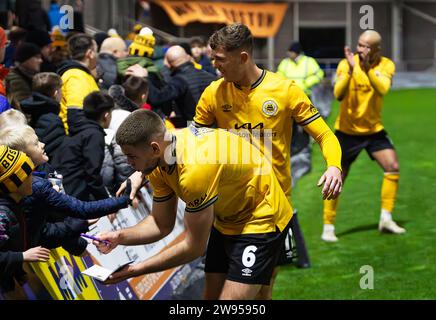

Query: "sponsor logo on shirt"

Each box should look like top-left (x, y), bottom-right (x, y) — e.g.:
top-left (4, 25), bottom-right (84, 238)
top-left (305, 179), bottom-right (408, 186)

top-left (234, 122), bottom-right (264, 130)
top-left (188, 193), bottom-right (207, 208)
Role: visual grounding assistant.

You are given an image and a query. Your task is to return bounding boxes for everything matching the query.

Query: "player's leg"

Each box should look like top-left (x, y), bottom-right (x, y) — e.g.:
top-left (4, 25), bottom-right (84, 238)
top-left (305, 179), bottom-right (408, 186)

top-left (322, 165), bottom-right (350, 241)
top-left (204, 273), bottom-right (227, 300)
top-left (220, 280), bottom-right (262, 300)
top-left (322, 131), bottom-right (361, 242)
top-left (370, 146), bottom-right (405, 234)
top-left (203, 226), bottom-right (229, 299)
top-left (255, 267), bottom-right (279, 300)
top-left (256, 224), bottom-right (294, 299)
top-left (219, 220), bottom-right (292, 300)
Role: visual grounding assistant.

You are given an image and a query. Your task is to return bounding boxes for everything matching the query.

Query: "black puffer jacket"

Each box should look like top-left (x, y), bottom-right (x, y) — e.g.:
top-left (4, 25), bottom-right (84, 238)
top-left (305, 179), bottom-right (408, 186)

top-left (148, 62), bottom-right (216, 123)
top-left (0, 197), bottom-right (27, 293)
top-left (51, 110), bottom-right (108, 201)
top-left (101, 130), bottom-right (135, 195)
top-left (20, 93), bottom-right (66, 160)
top-left (97, 53), bottom-right (119, 90)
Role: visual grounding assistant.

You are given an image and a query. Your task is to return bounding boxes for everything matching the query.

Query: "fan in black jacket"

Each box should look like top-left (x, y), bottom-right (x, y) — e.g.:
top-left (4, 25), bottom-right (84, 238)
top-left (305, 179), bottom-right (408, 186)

top-left (21, 92), bottom-right (66, 161)
top-left (51, 92), bottom-right (114, 201)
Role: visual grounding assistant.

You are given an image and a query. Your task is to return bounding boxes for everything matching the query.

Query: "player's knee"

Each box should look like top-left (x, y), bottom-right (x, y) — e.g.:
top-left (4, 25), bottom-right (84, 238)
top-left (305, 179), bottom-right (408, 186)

top-left (386, 161), bottom-right (400, 173)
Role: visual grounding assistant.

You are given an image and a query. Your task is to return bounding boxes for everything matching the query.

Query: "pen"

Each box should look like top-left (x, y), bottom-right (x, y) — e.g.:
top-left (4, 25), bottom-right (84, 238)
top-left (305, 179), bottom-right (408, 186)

top-left (80, 233), bottom-right (111, 246)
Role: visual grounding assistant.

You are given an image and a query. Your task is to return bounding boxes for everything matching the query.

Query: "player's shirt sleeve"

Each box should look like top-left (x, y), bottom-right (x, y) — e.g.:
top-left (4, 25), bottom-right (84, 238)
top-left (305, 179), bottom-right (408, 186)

top-left (181, 165), bottom-right (219, 213)
top-left (289, 83), bottom-right (321, 126)
top-left (148, 169), bottom-right (175, 202)
top-left (193, 85), bottom-right (216, 127)
top-left (304, 117), bottom-right (342, 171)
top-left (367, 59), bottom-right (395, 96)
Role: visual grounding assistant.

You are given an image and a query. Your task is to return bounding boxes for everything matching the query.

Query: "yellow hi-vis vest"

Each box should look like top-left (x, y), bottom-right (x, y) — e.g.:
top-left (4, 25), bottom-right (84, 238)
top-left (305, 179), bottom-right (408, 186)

top-left (277, 54), bottom-right (324, 96)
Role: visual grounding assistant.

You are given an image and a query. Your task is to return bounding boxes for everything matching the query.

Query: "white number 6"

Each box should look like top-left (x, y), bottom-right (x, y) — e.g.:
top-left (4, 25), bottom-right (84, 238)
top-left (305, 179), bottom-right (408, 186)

top-left (242, 245), bottom-right (257, 268)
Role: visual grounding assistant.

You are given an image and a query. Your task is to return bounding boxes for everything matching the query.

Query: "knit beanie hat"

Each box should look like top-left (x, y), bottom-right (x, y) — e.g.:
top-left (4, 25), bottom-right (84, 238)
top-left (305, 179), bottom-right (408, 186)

top-left (288, 42), bottom-right (303, 54)
top-left (0, 27), bottom-right (6, 48)
top-left (51, 27), bottom-right (67, 48)
top-left (107, 28), bottom-right (122, 39)
top-left (26, 29), bottom-right (52, 48)
top-left (14, 42), bottom-right (41, 63)
top-left (128, 27), bottom-right (155, 58)
top-left (0, 145), bottom-right (34, 194)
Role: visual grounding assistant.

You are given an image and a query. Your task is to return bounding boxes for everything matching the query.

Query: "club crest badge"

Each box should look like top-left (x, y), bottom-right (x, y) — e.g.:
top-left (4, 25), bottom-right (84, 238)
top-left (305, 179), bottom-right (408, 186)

top-left (262, 100), bottom-right (278, 117)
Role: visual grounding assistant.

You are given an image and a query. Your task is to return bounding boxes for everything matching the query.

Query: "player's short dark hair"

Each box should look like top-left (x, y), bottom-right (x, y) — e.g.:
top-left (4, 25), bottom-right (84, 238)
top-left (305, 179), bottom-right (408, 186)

top-left (208, 23), bottom-right (253, 54)
top-left (122, 76), bottom-right (149, 103)
top-left (116, 109), bottom-right (166, 147)
top-left (32, 72), bottom-right (62, 97)
top-left (68, 33), bottom-right (95, 60)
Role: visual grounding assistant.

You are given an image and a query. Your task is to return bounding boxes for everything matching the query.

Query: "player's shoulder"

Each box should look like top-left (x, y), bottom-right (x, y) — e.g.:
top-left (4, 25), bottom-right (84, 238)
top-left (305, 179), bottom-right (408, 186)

top-left (336, 57), bottom-right (353, 69)
top-left (267, 70), bottom-right (296, 87)
top-left (268, 70), bottom-right (289, 81)
top-left (267, 71), bottom-right (305, 95)
top-left (379, 56), bottom-right (395, 68)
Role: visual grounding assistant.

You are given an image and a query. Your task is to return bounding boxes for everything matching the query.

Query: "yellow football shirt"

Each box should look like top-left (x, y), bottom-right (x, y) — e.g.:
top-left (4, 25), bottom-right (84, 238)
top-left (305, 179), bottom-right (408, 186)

top-left (334, 55), bottom-right (395, 135)
top-left (194, 70), bottom-right (322, 199)
top-left (147, 126), bottom-right (292, 235)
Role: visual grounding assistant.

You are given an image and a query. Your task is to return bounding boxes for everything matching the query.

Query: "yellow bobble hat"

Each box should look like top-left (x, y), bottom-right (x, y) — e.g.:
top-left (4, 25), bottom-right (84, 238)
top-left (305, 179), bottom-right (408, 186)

top-left (0, 145), bottom-right (34, 194)
top-left (128, 27), bottom-right (155, 58)
top-left (51, 26), bottom-right (67, 48)
top-left (108, 28), bottom-right (122, 39)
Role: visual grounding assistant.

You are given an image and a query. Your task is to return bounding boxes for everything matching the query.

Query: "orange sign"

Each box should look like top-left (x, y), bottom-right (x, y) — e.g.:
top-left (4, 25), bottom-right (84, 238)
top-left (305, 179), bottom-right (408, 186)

top-left (154, 1), bottom-right (288, 38)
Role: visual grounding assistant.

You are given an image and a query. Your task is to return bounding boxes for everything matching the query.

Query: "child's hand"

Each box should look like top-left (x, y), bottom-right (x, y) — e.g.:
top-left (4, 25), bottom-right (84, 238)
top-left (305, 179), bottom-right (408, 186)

top-left (52, 185), bottom-right (61, 192)
top-left (23, 246), bottom-right (51, 262)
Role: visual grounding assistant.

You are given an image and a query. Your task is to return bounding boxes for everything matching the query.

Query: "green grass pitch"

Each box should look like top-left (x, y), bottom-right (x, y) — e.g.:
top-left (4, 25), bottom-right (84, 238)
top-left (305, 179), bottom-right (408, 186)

top-left (274, 88), bottom-right (436, 299)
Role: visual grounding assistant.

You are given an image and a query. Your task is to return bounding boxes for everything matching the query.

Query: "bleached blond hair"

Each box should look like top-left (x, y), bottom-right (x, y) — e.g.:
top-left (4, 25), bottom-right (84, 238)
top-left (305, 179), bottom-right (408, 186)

top-left (0, 109), bottom-right (27, 130)
top-left (0, 125), bottom-right (38, 153)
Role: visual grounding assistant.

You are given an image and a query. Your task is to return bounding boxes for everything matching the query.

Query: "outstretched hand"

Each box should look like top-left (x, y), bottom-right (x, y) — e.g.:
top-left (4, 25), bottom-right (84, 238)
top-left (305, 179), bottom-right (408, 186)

top-left (117, 172), bottom-right (144, 209)
top-left (317, 166), bottom-right (343, 200)
top-left (92, 231), bottom-right (120, 254)
top-left (103, 264), bottom-right (140, 285)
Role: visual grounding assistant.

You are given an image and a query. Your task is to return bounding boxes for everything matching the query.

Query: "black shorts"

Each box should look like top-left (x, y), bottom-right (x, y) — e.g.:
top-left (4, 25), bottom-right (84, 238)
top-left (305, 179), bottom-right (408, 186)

top-left (276, 225), bottom-right (297, 266)
top-left (204, 219), bottom-right (292, 285)
top-left (336, 130), bottom-right (395, 168)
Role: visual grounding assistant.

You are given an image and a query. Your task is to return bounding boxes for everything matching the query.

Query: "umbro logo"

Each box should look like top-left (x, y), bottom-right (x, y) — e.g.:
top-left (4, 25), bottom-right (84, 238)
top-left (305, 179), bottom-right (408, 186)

top-left (241, 268), bottom-right (253, 276)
